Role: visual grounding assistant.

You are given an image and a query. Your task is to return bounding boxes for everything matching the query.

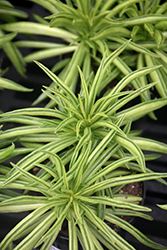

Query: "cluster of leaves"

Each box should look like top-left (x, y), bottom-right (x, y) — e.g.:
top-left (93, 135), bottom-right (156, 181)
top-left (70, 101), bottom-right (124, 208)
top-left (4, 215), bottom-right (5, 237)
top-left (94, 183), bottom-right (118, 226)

top-left (1, 129), bottom-right (167, 250)
top-left (1, 0), bottom-right (167, 105)
top-left (1, 41), bottom-right (167, 173)
top-left (0, 42), bottom-right (167, 249)
top-left (0, 2), bottom-right (167, 249)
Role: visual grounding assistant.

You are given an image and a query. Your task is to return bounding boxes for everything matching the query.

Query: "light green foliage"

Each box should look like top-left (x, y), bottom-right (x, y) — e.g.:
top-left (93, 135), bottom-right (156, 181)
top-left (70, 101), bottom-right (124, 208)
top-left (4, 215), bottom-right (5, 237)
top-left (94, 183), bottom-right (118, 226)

top-left (1, 0), bottom-right (167, 103)
top-left (0, 136), bottom-right (167, 249)
top-left (1, 42), bottom-right (167, 175)
top-left (0, 20), bottom-right (167, 249)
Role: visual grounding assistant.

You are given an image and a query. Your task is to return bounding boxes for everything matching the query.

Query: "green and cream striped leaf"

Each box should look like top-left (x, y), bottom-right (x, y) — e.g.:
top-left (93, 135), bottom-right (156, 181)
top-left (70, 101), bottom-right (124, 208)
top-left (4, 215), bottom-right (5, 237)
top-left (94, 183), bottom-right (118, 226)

top-left (73, 141), bottom-right (92, 192)
top-left (89, 40), bottom-right (131, 111)
top-left (91, 26), bottom-right (131, 41)
top-left (0, 126), bottom-right (56, 141)
top-left (53, 117), bottom-right (78, 134)
top-left (111, 36), bottom-right (159, 58)
top-left (0, 22), bottom-right (77, 40)
top-left (70, 127), bottom-right (92, 168)
top-left (131, 137), bottom-right (167, 154)
top-left (106, 0), bottom-right (144, 18)
top-left (86, 220), bottom-right (124, 250)
top-left (145, 54), bottom-right (167, 97)
top-left (15, 210), bottom-right (57, 250)
top-left (107, 82), bottom-right (156, 116)
top-left (80, 172), bottom-right (167, 195)
top-left (40, 230), bottom-right (60, 250)
top-left (24, 45), bottom-right (77, 63)
top-left (108, 208), bottom-right (153, 221)
top-left (36, 200), bottom-right (72, 246)
top-left (80, 203), bottom-right (136, 250)
top-left (85, 156), bottom-right (136, 186)
top-left (112, 57), bottom-right (160, 102)
top-left (90, 91), bottom-right (129, 116)
top-left (78, 218), bottom-right (96, 250)
top-left (10, 162), bottom-right (51, 189)
top-left (0, 204), bottom-right (58, 250)
top-left (1, 137), bottom-right (77, 188)
top-left (68, 214), bottom-right (78, 250)
top-left (121, 14), bottom-right (167, 26)
top-left (105, 212), bottom-right (166, 250)
top-left (116, 98), bottom-right (167, 125)
top-left (0, 196), bottom-right (50, 213)
top-left (0, 107), bottom-right (66, 120)
top-left (114, 133), bottom-right (146, 172)
top-left (83, 142), bottom-right (120, 182)
top-left (78, 195), bottom-right (150, 212)
top-left (0, 143), bottom-right (15, 162)
top-left (77, 66), bottom-right (89, 116)
top-left (0, 115), bottom-right (48, 126)
top-left (35, 61), bottom-right (78, 105)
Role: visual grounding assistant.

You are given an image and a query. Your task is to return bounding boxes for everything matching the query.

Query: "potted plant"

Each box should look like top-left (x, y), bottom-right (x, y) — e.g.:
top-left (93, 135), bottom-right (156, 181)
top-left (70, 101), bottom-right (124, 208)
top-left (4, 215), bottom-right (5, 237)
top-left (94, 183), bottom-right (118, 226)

top-left (0, 42), bottom-right (167, 249)
top-left (0, 41), bottom-right (167, 165)
top-left (1, 136), bottom-right (167, 250)
top-left (1, 0), bottom-right (167, 108)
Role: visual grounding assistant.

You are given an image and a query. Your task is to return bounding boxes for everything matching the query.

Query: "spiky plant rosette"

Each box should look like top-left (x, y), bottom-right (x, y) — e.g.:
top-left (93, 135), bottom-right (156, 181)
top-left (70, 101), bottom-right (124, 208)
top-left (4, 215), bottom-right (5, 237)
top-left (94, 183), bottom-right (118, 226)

top-left (1, 41), bottom-right (167, 174)
top-left (0, 0), bottom-right (28, 76)
top-left (1, 0), bottom-right (167, 105)
top-left (1, 134), bottom-right (167, 250)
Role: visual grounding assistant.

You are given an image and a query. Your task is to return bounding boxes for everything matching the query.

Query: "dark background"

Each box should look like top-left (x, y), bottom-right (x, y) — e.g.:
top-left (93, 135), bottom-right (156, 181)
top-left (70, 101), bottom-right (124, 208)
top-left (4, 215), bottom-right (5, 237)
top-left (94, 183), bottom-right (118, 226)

top-left (0, 1), bottom-right (167, 249)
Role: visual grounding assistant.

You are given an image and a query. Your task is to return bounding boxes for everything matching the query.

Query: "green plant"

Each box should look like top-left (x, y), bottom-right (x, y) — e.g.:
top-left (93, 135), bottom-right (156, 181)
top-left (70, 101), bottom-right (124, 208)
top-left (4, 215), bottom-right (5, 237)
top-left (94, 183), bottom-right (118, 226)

top-left (1, 41), bottom-right (167, 250)
top-left (1, 0), bottom-right (167, 107)
top-left (1, 41), bottom-right (167, 171)
top-left (1, 132), bottom-right (167, 250)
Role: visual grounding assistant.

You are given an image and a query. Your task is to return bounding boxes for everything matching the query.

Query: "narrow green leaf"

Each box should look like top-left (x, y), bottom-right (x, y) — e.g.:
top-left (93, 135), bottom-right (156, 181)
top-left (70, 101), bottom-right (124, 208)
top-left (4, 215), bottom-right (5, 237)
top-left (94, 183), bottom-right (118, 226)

top-left (0, 143), bottom-right (15, 162)
top-left (68, 215), bottom-right (78, 250)
top-left (116, 98), bottom-right (167, 124)
top-left (78, 218), bottom-right (96, 250)
top-left (15, 210), bottom-right (57, 250)
top-left (157, 204), bottom-right (167, 210)
top-left (116, 134), bottom-right (146, 171)
top-left (131, 137), bottom-right (167, 154)
top-left (85, 156), bottom-right (136, 186)
top-left (89, 40), bottom-right (131, 112)
top-left (24, 45), bottom-right (76, 62)
top-left (36, 200), bottom-right (72, 246)
top-left (1, 107), bottom-right (66, 120)
top-left (105, 212), bottom-right (166, 249)
top-left (81, 173), bottom-right (167, 195)
top-left (145, 54), bottom-right (167, 97)
top-left (35, 61), bottom-right (78, 105)
top-left (0, 77), bottom-right (32, 92)
top-left (80, 203), bottom-right (136, 250)
top-left (0, 22), bottom-right (77, 40)
top-left (0, 31), bottom-right (17, 45)
top-left (121, 14), bottom-right (167, 26)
